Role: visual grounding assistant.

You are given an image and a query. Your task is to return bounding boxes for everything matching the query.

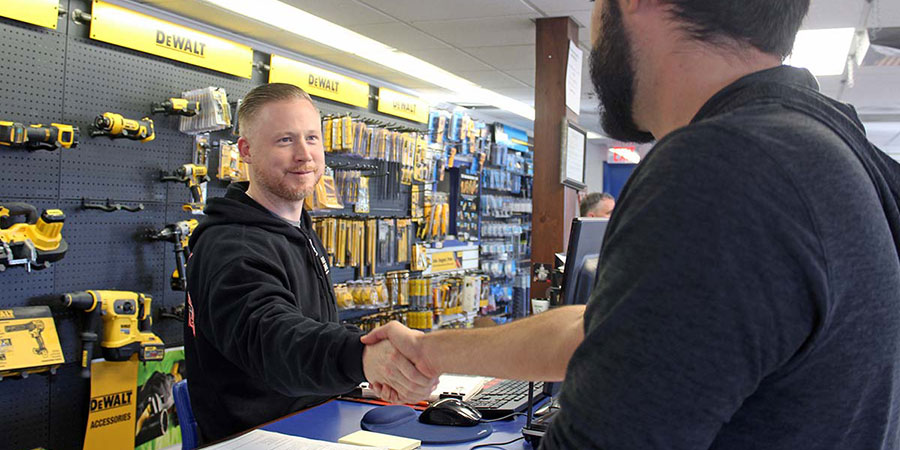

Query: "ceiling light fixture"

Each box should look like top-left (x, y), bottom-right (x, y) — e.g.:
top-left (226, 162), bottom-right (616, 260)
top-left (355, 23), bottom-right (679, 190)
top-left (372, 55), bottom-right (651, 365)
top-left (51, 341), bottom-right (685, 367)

top-left (786, 28), bottom-right (858, 76)
top-left (200, 0), bottom-right (536, 120)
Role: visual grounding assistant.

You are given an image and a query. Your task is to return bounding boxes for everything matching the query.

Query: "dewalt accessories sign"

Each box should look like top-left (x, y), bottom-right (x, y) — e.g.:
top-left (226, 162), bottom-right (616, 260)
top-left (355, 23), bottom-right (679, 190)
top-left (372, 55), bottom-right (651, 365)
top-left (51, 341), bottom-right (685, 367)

top-left (88, 0), bottom-right (253, 79)
top-left (269, 55), bottom-right (371, 108)
top-left (378, 88), bottom-right (429, 124)
top-left (0, 0), bottom-right (59, 29)
top-left (83, 359), bottom-right (139, 450)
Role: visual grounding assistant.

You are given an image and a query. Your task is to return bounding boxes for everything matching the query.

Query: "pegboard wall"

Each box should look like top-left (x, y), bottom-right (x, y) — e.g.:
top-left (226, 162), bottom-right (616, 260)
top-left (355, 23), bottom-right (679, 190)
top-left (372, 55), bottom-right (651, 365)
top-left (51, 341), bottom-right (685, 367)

top-left (0, 2), bottom-right (423, 448)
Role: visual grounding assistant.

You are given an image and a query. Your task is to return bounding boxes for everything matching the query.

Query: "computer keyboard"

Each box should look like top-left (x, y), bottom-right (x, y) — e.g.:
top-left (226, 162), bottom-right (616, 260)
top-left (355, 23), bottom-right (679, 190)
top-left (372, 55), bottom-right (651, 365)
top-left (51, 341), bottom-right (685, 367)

top-left (467, 379), bottom-right (545, 420)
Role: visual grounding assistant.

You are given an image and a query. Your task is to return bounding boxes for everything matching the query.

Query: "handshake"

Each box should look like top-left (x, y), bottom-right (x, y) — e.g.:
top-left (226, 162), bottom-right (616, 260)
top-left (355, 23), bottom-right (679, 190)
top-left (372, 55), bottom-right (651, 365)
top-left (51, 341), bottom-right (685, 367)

top-left (360, 321), bottom-right (441, 404)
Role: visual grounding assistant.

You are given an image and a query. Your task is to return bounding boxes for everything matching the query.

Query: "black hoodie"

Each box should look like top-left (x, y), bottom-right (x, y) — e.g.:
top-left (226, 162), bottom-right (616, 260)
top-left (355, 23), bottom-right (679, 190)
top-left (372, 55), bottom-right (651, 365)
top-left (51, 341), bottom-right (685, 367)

top-left (184, 182), bottom-right (366, 444)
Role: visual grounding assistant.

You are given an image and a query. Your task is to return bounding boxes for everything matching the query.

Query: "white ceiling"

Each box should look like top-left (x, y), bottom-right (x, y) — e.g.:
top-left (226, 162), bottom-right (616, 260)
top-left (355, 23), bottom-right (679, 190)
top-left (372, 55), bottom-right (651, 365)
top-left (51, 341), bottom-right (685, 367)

top-left (139, 0), bottom-right (900, 157)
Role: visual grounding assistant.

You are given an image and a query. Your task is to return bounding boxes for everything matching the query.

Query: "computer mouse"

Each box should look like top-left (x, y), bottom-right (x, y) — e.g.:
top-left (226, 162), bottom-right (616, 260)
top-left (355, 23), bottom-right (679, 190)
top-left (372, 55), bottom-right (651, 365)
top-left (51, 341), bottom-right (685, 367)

top-left (418, 398), bottom-right (483, 427)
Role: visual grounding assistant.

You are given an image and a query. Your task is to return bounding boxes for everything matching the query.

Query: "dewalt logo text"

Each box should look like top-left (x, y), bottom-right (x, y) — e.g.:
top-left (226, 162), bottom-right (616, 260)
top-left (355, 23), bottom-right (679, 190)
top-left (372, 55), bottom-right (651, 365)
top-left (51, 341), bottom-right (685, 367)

top-left (393, 101), bottom-right (417, 114)
top-left (156, 30), bottom-right (207, 57)
top-left (309, 75), bottom-right (340, 93)
top-left (90, 390), bottom-right (133, 412)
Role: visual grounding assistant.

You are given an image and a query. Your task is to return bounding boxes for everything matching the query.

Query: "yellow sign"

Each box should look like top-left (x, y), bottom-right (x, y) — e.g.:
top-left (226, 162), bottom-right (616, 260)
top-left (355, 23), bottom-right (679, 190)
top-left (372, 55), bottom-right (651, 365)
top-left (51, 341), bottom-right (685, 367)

top-left (0, 0), bottom-right (59, 29)
top-left (269, 54), bottom-right (370, 108)
top-left (83, 359), bottom-right (139, 450)
top-left (431, 251), bottom-right (462, 272)
top-left (378, 88), bottom-right (429, 123)
top-left (88, 1), bottom-right (253, 79)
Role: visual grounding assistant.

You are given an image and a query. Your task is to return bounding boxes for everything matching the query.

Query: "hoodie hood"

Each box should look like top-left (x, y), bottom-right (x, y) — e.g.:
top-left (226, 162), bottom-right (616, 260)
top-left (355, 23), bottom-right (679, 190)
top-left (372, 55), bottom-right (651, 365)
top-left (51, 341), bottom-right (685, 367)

top-left (189, 182), bottom-right (312, 250)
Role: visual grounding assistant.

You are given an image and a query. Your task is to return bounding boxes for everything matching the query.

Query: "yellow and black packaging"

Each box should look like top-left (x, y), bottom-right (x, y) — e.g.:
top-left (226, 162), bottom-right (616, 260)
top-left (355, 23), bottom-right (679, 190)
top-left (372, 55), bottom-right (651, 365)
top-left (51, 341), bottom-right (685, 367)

top-left (0, 306), bottom-right (65, 379)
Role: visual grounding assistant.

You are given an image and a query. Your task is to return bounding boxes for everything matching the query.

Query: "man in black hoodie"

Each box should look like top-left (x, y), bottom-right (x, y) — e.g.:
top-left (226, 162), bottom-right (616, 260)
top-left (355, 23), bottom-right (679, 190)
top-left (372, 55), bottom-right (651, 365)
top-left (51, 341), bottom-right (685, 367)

top-left (184, 83), bottom-right (437, 444)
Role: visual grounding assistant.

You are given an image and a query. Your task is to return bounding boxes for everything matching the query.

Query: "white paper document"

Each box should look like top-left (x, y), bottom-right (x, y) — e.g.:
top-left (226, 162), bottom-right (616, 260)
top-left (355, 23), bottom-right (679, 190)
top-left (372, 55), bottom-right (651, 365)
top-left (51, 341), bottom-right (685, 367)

top-left (206, 429), bottom-right (387, 450)
top-left (566, 40), bottom-right (584, 114)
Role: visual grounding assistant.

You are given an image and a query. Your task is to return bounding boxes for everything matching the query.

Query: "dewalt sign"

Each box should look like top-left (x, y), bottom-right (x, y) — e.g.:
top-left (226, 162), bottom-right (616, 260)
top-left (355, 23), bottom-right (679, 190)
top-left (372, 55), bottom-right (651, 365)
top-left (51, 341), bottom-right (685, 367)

top-left (90, 390), bottom-right (133, 412)
top-left (378, 88), bottom-right (429, 124)
top-left (88, 1), bottom-right (253, 79)
top-left (269, 55), bottom-right (371, 108)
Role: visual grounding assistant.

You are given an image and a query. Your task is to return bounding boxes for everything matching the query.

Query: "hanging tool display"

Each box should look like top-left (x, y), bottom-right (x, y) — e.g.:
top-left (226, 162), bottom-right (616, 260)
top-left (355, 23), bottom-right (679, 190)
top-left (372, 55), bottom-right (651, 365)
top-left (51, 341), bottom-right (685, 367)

top-left (90, 112), bottom-right (155, 142)
top-left (146, 219), bottom-right (198, 291)
top-left (61, 290), bottom-right (165, 379)
top-left (0, 203), bottom-right (67, 272)
top-left (150, 98), bottom-right (200, 117)
top-left (0, 120), bottom-right (79, 151)
top-left (160, 163), bottom-right (210, 212)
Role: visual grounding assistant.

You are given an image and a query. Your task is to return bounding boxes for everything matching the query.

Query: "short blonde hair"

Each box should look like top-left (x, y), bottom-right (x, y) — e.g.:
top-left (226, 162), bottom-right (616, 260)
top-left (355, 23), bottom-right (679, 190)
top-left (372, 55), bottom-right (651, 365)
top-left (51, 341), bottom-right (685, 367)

top-left (238, 83), bottom-right (318, 136)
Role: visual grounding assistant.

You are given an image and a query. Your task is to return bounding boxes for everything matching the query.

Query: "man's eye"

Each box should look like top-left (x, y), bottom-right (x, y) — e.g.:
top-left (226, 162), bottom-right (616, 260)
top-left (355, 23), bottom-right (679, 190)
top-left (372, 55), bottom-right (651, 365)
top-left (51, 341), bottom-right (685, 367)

top-left (307, 135), bottom-right (320, 142)
top-left (279, 137), bottom-right (293, 143)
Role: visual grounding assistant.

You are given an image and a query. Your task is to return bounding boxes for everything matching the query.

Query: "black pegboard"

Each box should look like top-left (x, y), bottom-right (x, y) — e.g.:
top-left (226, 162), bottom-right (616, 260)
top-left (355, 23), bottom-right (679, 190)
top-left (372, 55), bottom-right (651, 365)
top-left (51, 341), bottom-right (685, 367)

top-left (49, 364), bottom-right (91, 450)
top-left (0, 374), bottom-right (50, 450)
top-left (0, 20), bottom-right (66, 200)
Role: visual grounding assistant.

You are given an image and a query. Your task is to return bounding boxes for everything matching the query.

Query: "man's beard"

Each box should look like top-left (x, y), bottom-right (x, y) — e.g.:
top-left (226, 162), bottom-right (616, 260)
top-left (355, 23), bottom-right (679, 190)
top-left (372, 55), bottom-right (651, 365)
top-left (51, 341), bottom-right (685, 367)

top-left (590, 0), bottom-right (655, 144)
top-left (250, 165), bottom-right (321, 202)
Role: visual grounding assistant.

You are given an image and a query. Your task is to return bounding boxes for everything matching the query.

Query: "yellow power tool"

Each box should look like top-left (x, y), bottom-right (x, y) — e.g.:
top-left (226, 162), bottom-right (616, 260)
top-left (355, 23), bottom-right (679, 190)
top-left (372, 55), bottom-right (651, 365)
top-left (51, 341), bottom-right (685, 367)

top-left (150, 98), bottom-right (200, 117)
top-left (147, 219), bottom-right (198, 291)
top-left (0, 120), bottom-right (79, 151)
top-left (160, 164), bottom-right (210, 212)
top-left (90, 112), bottom-right (155, 142)
top-left (0, 203), bottom-right (67, 272)
top-left (61, 290), bottom-right (165, 379)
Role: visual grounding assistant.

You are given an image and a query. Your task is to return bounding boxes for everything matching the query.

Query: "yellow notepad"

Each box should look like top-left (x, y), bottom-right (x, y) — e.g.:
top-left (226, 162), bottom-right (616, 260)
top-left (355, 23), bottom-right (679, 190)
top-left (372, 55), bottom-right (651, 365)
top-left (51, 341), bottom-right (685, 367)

top-left (338, 430), bottom-right (420, 450)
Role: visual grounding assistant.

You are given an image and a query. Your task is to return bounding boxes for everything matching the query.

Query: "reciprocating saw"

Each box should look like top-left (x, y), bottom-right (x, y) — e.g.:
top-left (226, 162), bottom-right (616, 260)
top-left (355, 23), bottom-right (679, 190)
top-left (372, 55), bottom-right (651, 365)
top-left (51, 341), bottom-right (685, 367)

top-left (147, 219), bottom-right (198, 291)
top-left (90, 112), bottom-right (155, 142)
top-left (0, 120), bottom-right (79, 151)
top-left (150, 98), bottom-right (200, 117)
top-left (160, 164), bottom-right (210, 212)
top-left (0, 203), bottom-right (67, 272)
top-left (61, 290), bottom-right (165, 378)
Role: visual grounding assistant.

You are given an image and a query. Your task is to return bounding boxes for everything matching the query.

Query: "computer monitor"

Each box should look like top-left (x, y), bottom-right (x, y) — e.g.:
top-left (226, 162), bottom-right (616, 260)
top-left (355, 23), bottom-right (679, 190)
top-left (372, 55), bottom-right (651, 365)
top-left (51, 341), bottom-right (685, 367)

top-left (544, 217), bottom-right (610, 398)
top-left (559, 217), bottom-right (610, 306)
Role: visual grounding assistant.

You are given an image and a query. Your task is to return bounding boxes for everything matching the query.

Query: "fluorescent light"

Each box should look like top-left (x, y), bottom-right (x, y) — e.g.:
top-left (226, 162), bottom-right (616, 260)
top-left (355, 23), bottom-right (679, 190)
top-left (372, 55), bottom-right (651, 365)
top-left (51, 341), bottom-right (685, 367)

top-left (201, 0), bottom-right (536, 121)
top-left (586, 131), bottom-right (606, 140)
top-left (787, 28), bottom-right (856, 76)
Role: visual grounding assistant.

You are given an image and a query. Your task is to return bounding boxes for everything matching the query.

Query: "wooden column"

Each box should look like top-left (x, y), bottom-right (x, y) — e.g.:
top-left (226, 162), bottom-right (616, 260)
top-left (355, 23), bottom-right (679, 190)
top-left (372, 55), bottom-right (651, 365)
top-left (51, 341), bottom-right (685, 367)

top-left (531, 17), bottom-right (580, 298)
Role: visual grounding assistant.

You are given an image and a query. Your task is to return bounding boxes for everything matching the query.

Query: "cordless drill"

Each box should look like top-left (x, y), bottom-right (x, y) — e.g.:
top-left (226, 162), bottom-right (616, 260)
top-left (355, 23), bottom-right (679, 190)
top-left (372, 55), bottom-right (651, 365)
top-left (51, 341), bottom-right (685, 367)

top-left (61, 290), bottom-right (165, 379)
top-left (90, 112), bottom-right (155, 142)
top-left (3, 320), bottom-right (48, 356)
top-left (0, 203), bottom-right (67, 272)
top-left (150, 98), bottom-right (200, 117)
top-left (147, 219), bottom-right (198, 291)
top-left (0, 120), bottom-right (79, 151)
top-left (160, 164), bottom-right (210, 212)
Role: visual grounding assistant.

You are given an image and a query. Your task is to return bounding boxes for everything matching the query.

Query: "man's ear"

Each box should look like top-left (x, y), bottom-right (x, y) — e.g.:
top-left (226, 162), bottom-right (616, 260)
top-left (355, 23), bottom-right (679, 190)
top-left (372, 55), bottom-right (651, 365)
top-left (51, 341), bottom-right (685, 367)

top-left (237, 136), bottom-right (252, 165)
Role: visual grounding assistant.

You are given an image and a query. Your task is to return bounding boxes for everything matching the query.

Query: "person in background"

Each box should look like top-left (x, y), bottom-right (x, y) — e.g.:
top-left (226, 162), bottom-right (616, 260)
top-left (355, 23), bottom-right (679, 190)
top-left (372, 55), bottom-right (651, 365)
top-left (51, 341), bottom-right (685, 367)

top-left (579, 192), bottom-right (616, 218)
top-left (361, 0), bottom-right (900, 449)
top-left (184, 83), bottom-right (437, 444)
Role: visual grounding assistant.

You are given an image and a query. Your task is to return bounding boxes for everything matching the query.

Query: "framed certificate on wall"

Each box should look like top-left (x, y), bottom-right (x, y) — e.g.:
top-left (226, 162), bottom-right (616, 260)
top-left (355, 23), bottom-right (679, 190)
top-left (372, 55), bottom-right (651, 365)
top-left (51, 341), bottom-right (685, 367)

top-left (560, 120), bottom-right (587, 190)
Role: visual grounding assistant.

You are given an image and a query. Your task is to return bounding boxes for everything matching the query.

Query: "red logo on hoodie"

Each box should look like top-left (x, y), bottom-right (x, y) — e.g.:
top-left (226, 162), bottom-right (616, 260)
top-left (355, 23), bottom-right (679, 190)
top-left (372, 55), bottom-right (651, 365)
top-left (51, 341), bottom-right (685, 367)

top-left (187, 293), bottom-right (196, 337)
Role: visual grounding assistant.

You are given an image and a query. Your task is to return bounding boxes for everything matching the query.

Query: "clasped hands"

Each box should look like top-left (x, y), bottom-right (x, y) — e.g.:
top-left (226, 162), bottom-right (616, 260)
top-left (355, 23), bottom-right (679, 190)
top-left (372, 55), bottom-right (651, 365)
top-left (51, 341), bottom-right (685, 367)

top-left (360, 321), bottom-right (439, 404)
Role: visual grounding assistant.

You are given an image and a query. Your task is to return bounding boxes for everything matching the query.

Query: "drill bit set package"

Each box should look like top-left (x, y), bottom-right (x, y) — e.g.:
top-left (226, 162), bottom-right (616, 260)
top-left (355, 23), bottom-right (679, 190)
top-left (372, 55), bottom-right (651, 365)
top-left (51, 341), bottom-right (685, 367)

top-left (179, 87), bottom-right (231, 134)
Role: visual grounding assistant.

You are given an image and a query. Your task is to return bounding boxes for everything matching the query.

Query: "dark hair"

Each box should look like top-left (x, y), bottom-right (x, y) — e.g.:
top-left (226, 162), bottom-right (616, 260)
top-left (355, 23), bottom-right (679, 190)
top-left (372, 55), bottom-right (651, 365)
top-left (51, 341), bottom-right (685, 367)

top-left (238, 83), bottom-right (317, 136)
top-left (661, 0), bottom-right (810, 58)
top-left (580, 192), bottom-right (615, 216)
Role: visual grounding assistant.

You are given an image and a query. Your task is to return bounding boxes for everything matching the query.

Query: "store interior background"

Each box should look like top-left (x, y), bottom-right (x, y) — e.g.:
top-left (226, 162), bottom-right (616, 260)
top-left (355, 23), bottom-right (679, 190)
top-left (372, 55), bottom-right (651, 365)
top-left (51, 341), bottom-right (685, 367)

top-left (140, 0), bottom-right (900, 191)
